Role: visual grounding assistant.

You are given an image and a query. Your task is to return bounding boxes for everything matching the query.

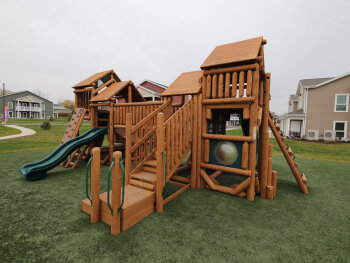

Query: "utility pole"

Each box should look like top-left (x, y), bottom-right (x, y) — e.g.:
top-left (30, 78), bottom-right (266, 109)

top-left (2, 83), bottom-right (5, 124)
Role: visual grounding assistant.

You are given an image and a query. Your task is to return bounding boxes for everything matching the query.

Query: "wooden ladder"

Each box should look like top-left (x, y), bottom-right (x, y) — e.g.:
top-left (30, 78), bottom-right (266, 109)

top-left (65, 144), bottom-right (90, 169)
top-left (268, 114), bottom-right (308, 194)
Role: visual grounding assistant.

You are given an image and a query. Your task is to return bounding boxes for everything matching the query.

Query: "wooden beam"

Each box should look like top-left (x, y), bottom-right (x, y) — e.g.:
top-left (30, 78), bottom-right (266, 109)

top-left (202, 97), bottom-right (253, 105)
top-left (200, 163), bottom-right (251, 176)
top-left (202, 133), bottom-right (253, 142)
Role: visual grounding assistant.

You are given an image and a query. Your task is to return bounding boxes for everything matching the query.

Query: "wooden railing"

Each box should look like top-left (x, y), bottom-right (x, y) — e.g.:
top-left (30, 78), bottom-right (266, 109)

top-left (114, 101), bottom-right (164, 125)
top-left (159, 98), bottom-right (193, 182)
top-left (125, 100), bottom-right (173, 177)
top-left (203, 65), bottom-right (256, 101)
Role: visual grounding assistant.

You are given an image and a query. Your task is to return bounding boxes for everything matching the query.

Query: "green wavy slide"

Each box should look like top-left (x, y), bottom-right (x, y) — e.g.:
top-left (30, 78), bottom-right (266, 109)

top-left (20, 128), bottom-right (108, 181)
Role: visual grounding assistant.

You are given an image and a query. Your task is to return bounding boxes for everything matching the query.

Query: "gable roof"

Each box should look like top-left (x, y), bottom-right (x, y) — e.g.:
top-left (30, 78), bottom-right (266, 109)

top-left (90, 81), bottom-right (144, 102)
top-left (201, 37), bottom-right (263, 69)
top-left (0, 90), bottom-right (52, 103)
top-left (299, 77), bottom-right (333, 87)
top-left (138, 80), bottom-right (167, 94)
top-left (162, 70), bottom-right (203, 96)
top-left (73, 70), bottom-right (121, 89)
top-left (314, 72), bottom-right (350, 88)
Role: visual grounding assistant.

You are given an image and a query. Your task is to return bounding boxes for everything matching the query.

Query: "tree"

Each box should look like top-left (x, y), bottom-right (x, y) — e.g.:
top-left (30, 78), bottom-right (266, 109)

top-left (59, 100), bottom-right (75, 110)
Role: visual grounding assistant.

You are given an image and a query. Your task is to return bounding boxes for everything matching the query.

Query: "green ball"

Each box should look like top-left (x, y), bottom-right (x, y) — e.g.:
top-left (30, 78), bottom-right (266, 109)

top-left (214, 141), bottom-right (238, 166)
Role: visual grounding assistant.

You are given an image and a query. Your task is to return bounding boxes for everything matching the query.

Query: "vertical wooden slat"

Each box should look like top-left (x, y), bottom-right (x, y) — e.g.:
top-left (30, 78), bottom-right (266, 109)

top-left (231, 72), bottom-right (237, 98)
top-left (241, 142), bottom-right (248, 169)
top-left (91, 147), bottom-right (100, 223)
top-left (239, 71), bottom-right (245, 97)
top-left (109, 102), bottom-right (114, 164)
top-left (191, 95), bottom-right (198, 189)
top-left (175, 112), bottom-right (179, 163)
top-left (170, 117), bottom-right (175, 170)
top-left (166, 122), bottom-right (171, 172)
top-left (206, 75), bottom-right (212, 99)
top-left (212, 74), bottom-right (218, 98)
top-left (179, 108), bottom-right (183, 157)
top-left (156, 113), bottom-right (164, 213)
top-left (204, 139), bottom-right (210, 163)
top-left (218, 73), bottom-right (224, 98)
top-left (259, 79), bottom-right (264, 107)
top-left (111, 151), bottom-right (122, 235)
top-left (224, 73), bottom-right (230, 97)
top-left (197, 94), bottom-right (204, 188)
top-left (246, 70), bottom-right (252, 97)
top-left (125, 113), bottom-right (132, 185)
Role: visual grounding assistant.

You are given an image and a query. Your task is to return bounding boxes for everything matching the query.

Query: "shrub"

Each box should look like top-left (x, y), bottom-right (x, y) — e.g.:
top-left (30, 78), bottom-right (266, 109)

top-left (40, 121), bottom-right (51, 130)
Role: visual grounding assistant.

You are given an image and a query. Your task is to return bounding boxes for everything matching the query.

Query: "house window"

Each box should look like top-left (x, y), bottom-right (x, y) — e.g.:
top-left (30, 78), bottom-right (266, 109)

top-left (8, 102), bottom-right (13, 109)
top-left (41, 104), bottom-right (45, 111)
top-left (334, 94), bottom-right (348, 112)
top-left (9, 111), bottom-right (13, 118)
top-left (41, 113), bottom-right (45, 119)
top-left (333, 121), bottom-right (347, 140)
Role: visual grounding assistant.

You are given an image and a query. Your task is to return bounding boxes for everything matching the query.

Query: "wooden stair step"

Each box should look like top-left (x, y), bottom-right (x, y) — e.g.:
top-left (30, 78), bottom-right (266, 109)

top-left (131, 171), bottom-right (157, 183)
top-left (143, 159), bottom-right (157, 167)
top-left (142, 166), bottom-right (157, 173)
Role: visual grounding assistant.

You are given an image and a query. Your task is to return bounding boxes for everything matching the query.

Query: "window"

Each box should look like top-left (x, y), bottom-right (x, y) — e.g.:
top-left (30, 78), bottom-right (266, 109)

top-left (333, 121), bottom-right (347, 140)
top-left (8, 102), bottom-right (13, 109)
top-left (41, 104), bottom-right (45, 111)
top-left (334, 94), bottom-right (348, 112)
top-left (41, 113), bottom-right (45, 119)
top-left (9, 111), bottom-right (13, 118)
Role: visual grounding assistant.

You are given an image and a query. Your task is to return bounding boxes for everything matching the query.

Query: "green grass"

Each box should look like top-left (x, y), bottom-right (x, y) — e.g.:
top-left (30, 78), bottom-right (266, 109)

top-left (0, 121), bottom-right (90, 154)
top-left (227, 128), bottom-right (350, 164)
top-left (0, 125), bottom-right (22, 137)
top-left (0, 150), bottom-right (349, 262)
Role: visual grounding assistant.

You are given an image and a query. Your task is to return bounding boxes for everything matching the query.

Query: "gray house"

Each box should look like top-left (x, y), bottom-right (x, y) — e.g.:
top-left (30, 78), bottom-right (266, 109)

top-left (0, 91), bottom-right (54, 119)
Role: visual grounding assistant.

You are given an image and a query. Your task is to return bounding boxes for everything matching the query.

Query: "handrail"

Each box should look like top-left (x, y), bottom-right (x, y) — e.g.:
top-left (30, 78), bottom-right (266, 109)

top-left (163, 98), bottom-right (192, 126)
top-left (132, 99), bottom-right (172, 132)
top-left (85, 154), bottom-right (93, 204)
top-left (118, 158), bottom-right (125, 215)
top-left (114, 101), bottom-right (163, 107)
top-left (107, 157), bottom-right (115, 215)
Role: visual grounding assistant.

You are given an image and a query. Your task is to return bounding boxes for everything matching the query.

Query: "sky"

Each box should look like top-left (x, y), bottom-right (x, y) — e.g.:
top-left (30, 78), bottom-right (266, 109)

top-left (0, 0), bottom-right (349, 114)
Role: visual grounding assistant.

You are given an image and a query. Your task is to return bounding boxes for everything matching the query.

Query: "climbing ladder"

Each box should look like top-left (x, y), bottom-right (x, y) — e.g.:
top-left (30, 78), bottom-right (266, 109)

top-left (268, 113), bottom-right (308, 194)
top-left (60, 108), bottom-right (89, 168)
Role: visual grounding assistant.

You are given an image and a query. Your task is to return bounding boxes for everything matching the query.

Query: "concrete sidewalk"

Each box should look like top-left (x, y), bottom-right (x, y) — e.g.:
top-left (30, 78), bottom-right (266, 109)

top-left (0, 125), bottom-right (36, 140)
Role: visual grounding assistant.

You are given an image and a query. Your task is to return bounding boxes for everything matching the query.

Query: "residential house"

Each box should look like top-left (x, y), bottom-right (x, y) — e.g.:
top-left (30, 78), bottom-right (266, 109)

top-left (53, 104), bottom-right (72, 118)
top-left (280, 72), bottom-right (350, 140)
top-left (0, 91), bottom-right (54, 119)
top-left (137, 79), bottom-right (189, 104)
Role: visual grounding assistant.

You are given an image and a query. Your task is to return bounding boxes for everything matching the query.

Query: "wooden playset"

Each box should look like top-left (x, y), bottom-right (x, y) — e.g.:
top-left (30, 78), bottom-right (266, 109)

top-left (21, 37), bottom-right (309, 235)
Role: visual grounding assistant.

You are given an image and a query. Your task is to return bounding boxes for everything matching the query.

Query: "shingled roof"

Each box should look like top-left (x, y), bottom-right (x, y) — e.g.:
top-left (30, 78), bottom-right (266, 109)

top-left (73, 70), bottom-right (121, 89)
top-left (162, 71), bottom-right (203, 96)
top-left (299, 77), bottom-right (333, 87)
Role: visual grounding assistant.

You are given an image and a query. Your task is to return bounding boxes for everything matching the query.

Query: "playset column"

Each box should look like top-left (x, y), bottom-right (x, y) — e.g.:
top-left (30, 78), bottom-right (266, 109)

top-left (91, 147), bottom-right (100, 223)
top-left (111, 151), bottom-right (122, 235)
top-left (125, 113), bottom-right (132, 185)
top-left (156, 112), bottom-right (164, 213)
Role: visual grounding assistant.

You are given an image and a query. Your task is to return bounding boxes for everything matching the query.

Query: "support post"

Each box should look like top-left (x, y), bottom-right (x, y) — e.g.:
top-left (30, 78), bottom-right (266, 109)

top-left (91, 147), bottom-right (100, 223)
top-left (156, 113), bottom-right (164, 213)
top-left (109, 102), bottom-right (114, 164)
top-left (125, 113), bottom-right (132, 185)
top-left (111, 151), bottom-right (122, 235)
top-left (191, 96), bottom-right (198, 189)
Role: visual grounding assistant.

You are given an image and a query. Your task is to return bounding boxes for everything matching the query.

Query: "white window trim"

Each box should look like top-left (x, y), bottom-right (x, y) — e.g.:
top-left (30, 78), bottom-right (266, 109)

top-left (333, 120), bottom-right (347, 139)
top-left (334, 93), bottom-right (349, 112)
top-left (41, 112), bottom-right (45, 119)
top-left (8, 101), bottom-right (13, 109)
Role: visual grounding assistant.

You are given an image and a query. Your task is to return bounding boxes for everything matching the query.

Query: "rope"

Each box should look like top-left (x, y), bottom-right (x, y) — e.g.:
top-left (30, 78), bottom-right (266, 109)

top-left (107, 157), bottom-right (115, 216)
top-left (162, 152), bottom-right (167, 190)
top-left (118, 158), bottom-right (125, 216)
top-left (85, 154), bottom-right (93, 204)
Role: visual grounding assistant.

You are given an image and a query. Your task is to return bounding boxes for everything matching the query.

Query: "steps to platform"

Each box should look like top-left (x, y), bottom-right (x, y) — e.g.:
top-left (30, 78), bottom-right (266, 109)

top-left (82, 185), bottom-right (154, 231)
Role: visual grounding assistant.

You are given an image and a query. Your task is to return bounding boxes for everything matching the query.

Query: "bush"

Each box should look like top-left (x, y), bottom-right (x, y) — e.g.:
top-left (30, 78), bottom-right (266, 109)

top-left (40, 121), bottom-right (51, 130)
top-left (67, 113), bottom-right (72, 121)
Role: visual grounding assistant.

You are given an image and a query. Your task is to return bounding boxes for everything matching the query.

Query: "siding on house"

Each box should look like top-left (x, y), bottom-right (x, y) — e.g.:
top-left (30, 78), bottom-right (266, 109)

top-left (306, 74), bottom-right (350, 139)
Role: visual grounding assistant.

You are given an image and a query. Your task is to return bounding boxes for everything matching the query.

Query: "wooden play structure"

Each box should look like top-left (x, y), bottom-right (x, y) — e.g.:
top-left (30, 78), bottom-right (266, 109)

top-left (66, 37), bottom-right (309, 235)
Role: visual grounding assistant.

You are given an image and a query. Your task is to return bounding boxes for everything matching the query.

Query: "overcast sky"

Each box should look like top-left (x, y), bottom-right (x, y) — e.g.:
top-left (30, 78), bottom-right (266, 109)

top-left (1, 0), bottom-right (349, 113)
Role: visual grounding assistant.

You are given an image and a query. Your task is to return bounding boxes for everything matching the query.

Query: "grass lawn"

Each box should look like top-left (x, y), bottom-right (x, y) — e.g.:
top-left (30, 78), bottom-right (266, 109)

top-left (0, 125), bottom-right (22, 137)
top-left (0, 150), bottom-right (349, 262)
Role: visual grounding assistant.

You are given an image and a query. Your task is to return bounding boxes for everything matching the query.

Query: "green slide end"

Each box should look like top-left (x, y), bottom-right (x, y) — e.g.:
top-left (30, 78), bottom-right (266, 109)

top-left (20, 128), bottom-right (108, 181)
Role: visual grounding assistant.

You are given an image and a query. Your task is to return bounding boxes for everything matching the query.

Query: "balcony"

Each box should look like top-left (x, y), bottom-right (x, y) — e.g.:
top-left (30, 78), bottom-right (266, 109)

top-left (18, 106), bottom-right (42, 111)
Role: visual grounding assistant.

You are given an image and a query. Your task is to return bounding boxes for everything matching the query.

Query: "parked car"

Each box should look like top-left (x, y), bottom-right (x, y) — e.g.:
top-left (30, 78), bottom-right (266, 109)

top-left (84, 116), bottom-right (90, 121)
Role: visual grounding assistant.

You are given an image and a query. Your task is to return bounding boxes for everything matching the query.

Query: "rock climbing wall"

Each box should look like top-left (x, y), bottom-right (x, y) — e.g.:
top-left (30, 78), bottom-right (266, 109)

top-left (60, 108), bottom-right (85, 144)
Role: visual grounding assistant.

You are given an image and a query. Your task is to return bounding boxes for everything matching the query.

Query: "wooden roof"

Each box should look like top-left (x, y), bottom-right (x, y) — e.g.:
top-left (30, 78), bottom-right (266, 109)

top-left (90, 81), bottom-right (144, 102)
top-left (201, 37), bottom-right (263, 69)
top-left (73, 70), bottom-right (121, 89)
top-left (162, 71), bottom-right (203, 96)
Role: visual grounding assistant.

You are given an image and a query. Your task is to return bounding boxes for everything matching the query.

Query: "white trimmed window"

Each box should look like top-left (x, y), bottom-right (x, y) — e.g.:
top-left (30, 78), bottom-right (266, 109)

top-left (334, 94), bottom-right (348, 112)
top-left (333, 121), bottom-right (347, 140)
top-left (8, 102), bottom-right (13, 109)
top-left (9, 111), bottom-right (13, 118)
top-left (41, 104), bottom-right (45, 110)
